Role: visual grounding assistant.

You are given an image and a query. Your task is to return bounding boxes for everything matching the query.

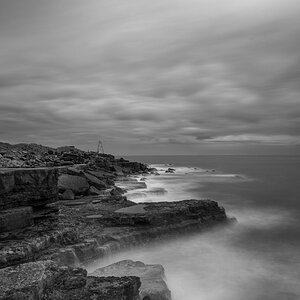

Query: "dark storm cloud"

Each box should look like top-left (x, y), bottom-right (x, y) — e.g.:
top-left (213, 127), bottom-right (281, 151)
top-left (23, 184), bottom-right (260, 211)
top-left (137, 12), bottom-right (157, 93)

top-left (0, 0), bottom-right (300, 153)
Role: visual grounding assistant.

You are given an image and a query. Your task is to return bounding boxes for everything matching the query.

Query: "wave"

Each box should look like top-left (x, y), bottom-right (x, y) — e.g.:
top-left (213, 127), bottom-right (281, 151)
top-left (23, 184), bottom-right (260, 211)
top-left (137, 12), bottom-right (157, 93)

top-left (111, 161), bottom-right (300, 300)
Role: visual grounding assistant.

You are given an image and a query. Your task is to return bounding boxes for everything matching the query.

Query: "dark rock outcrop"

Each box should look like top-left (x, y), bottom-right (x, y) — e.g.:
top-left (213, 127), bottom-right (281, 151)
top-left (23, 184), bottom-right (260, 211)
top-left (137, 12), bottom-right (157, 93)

top-left (0, 141), bottom-right (235, 300)
top-left (62, 189), bottom-right (75, 200)
top-left (0, 206), bottom-right (33, 233)
top-left (92, 260), bottom-right (171, 300)
top-left (88, 186), bottom-right (103, 195)
top-left (58, 174), bottom-right (89, 195)
top-left (48, 199), bottom-right (231, 267)
top-left (0, 225), bottom-right (80, 268)
top-left (105, 199), bottom-right (227, 227)
top-left (84, 172), bottom-right (107, 190)
top-left (0, 168), bottom-right (58, 210)
top-left (0, 260), bottom-right (141, 300)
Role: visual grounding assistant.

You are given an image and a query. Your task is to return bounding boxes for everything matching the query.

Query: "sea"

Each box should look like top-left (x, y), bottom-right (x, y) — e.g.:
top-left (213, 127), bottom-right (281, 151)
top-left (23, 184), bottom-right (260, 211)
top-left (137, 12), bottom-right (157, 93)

top-left (87, 155), bottom-right (300, 300)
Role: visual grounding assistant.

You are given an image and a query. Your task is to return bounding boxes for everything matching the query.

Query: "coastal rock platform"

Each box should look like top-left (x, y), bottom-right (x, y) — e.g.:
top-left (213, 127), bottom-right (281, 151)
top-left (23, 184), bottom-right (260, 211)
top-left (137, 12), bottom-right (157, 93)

top-left (0, 143), bottom-right (235, 300)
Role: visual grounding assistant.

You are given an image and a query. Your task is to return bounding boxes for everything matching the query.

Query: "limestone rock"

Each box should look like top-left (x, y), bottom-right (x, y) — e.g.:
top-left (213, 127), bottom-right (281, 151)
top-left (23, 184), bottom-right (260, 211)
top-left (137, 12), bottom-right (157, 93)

top-left (87, 170), bottom-right (116, 180)
top-left (66, 167), bottom-right (82, 176)
top-left (0, 260), bottom-right (141, 300)
top-left (58, 174), bottom-right (89, 195)
top-left (117, 161), bottom-right (148, 173)
top-left (92, 259), bottom-right (171, 300)
top-left (110, 186), bottom-right (126, 197)
top-left (0, 168), bottom-right (58, 210)
top-left (62, 189), bottom-right (75, 200)
top-left (100, 199), bottom-right (227, 227)
top-left (0, 206), bottom-right (33, 232)
top-left (88, 186), bottom-right (103, 195)
top-left (84, 173), bottom-right (107, 190)
top-left (111, 165), bottom-right (124, 175)
top-left (0, 260), bottom-right (57, 299)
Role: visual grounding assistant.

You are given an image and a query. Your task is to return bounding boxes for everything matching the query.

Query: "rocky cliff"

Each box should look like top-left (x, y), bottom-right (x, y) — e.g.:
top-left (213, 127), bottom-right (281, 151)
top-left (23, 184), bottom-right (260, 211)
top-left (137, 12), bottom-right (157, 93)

top-left (0, 168), bottom-right (58, 210)
top-left (0, 142), bottom-right (235, 300)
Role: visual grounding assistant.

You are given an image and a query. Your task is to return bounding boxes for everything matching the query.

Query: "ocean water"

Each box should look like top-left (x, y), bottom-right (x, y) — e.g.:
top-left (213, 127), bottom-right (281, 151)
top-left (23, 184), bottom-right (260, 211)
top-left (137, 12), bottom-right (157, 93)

top-left (88, 155), bottom-right (300, 300)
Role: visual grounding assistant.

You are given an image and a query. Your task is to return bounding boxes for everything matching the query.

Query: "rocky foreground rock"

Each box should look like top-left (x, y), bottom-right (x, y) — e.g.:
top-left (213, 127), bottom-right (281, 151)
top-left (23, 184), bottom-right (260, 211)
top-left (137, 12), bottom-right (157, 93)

top-left (0, 142), bottom-right (234, 299)
top-left (92, 260), bottom-right (171, 300)
top-left (0, 260), bottom-right (141, 300)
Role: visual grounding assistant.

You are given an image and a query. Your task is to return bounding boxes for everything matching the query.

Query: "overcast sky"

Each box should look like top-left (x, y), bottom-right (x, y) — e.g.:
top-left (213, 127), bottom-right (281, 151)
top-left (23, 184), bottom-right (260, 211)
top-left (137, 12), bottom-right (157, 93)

top-left (1, 0), bottom-right (300, 155)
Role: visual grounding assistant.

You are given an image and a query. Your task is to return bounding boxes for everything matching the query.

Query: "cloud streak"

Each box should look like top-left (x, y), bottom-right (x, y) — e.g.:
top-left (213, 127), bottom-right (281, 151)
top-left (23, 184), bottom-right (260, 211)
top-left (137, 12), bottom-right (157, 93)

top-left (0, 0), bottom-right (300, 154)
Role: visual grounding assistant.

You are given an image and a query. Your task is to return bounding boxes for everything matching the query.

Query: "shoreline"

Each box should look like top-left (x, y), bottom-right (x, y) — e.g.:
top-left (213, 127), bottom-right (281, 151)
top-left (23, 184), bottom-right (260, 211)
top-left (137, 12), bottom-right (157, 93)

top-left (0, 144), bottom-right (234, 300)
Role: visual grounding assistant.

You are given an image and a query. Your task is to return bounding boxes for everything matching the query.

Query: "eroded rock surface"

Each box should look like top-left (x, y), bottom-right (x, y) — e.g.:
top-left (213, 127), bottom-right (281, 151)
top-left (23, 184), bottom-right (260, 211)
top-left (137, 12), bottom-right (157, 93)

top-left (0, 260), bottom-right (141, 300)
top-left (92, 260), bottom-right (171, 300)
top-left (0, 168), bottom-right (58, 210)
top-left (0, 206), bottom-right (33, 232)
top-left (0, 142), bottom-right (235, 300)
top-left (58, 174), bottom-right (90, 195)
top-left (104, 199), bottom-right (227, 227)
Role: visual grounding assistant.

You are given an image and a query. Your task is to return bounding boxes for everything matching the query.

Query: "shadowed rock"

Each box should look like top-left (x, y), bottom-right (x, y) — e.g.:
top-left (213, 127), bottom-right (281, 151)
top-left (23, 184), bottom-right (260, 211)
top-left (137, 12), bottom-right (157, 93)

top-left (62, 189), bottom-right (75, 200)
top-left (84, 173), bottom-right (107, 190)
top-left (0, 206), bottom-right (33, 233)
top-left (58, 174), bottom-right (89, 195)
top-left (0, 260), bottom-right (141, 300)
top-left (91, 259), bottom-right (171, 300)
top-left (0, 168), bottom-right (58, 210)
top-left (88, 186), bottom-right (103, 195)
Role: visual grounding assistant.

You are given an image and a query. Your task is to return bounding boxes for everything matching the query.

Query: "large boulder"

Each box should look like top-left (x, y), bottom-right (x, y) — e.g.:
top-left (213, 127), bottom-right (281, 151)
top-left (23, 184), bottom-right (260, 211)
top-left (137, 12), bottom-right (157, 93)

top-left (88, 186), bottom-right (103, 195)
top-left (84, 173), bottom-right (107, 190)
top-left (61, 189), bottom-right (75, 200)
top-left (110, 186), bottom-right (126, 197)
top-left (0, 260), bottom-right (58, 299)
top-left (0, 260), bottom-right (141, 300)
top-left (91, 260), bottom-right (171, 300)
top-left (111, 165), bottom-right (124, 175)
top-left (58, 174), bottom-right (89, 195)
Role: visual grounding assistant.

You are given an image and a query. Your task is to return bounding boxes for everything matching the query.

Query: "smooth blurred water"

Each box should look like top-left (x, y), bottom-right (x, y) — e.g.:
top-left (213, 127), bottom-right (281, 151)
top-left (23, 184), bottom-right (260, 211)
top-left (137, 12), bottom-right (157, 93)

top-left (88, 155), bottom-right (300, 300)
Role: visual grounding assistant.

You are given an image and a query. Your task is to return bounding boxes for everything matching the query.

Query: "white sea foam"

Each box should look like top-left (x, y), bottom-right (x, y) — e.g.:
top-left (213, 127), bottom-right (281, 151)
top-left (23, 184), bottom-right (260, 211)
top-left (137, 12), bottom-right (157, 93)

top-left (105, 162), bottom-right (300, 300)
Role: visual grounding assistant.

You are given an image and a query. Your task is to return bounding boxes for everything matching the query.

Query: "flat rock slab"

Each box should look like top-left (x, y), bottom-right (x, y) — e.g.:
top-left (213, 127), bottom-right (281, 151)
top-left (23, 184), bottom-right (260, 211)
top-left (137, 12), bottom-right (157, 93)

top-left (63, 201), bottom-right (86, 207)
top-left (115, 204), bottom-right (147, 214)
top-left (100, 199), bottom-right (227, 227)
top-left (92, 199), bottom-right (102, 204)
top-left (91, 259), bottom-right (171, 300)
top-left (88, 186), bottom-right (103, 195)
top-left (84, 173), bottom-right (107, 190)
top-left (85, 214), bottom-right (103, 220)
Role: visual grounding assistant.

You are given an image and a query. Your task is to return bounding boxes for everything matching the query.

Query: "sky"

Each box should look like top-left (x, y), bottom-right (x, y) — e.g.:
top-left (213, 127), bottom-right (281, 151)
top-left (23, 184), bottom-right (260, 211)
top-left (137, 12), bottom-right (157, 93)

top-left (0, 0), bottom-right (300, 155)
